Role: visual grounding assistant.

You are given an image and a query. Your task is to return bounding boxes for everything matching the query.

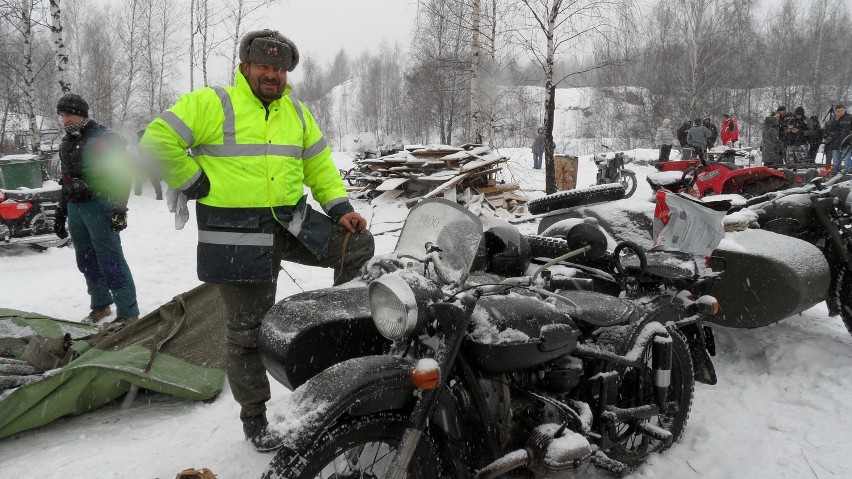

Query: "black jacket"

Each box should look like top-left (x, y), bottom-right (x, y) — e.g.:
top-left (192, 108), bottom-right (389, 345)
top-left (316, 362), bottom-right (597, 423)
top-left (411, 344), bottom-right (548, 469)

top-left (57, 120), bottom-right (130, 212)
top-left (677, 122), bottom-right (691, 146)
top-left (824, 113), bottom-right (852, 150)
top-left (780, 115), bottom-right (813, 147)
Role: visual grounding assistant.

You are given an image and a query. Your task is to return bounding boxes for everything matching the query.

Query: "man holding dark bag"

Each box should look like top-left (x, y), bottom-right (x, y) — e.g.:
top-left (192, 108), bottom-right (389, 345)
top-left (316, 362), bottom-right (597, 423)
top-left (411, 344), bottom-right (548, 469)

top-left (54, 93), bottom-right (139, 325)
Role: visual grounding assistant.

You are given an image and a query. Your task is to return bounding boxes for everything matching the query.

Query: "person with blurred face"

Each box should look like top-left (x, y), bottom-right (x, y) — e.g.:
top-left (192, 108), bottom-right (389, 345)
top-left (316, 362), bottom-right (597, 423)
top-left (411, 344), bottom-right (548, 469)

top-left (141, 29), bottom-right (374, 452)
top-left (54, 93), bottom-right (139, 326)
top-left (824, 104), bottom-right (852, 175)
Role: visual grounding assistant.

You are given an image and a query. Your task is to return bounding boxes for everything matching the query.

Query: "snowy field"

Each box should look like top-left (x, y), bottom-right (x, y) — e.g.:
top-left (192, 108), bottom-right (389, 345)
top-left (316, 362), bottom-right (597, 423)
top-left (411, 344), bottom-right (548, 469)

top-left (1, 149), bottom-right (850, 479)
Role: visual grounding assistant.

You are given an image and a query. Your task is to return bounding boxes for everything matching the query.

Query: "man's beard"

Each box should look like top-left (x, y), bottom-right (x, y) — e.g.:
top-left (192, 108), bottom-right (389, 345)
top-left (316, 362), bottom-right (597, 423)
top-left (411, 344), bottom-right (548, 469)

top-left (252, 77), bottom-right (285, 102)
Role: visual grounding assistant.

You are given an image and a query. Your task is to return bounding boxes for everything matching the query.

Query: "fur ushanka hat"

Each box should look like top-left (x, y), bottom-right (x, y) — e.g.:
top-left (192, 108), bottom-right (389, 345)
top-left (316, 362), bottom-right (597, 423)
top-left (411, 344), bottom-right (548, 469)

top-left (239, 29), bottom-right (299, 72)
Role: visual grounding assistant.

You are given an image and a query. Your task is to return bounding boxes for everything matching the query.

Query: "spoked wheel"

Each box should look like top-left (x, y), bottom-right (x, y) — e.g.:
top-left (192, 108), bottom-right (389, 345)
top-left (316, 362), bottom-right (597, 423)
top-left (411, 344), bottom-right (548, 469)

top-left (263, 412), bottom-right (450, 479)
top-left (605, 330), bottom-right (694, 467)
top-left (619, 171), bottom-right (637, 198)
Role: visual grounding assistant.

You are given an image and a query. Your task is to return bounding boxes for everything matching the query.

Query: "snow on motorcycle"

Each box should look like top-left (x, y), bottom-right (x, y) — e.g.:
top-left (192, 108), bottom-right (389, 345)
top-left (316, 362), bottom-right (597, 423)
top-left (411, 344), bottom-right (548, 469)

top-left (0, 185), bottom-right (70, 251)
top-left (594, 144), bottom-right (637, 198)
top-left (258, 198), bottom-right (719, 478)
top-left (719, 171), bottom-right (852, 335)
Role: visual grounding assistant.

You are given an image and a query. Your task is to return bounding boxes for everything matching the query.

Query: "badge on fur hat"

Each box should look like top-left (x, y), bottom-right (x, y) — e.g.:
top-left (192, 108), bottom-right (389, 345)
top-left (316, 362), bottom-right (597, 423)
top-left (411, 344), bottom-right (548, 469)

top-left (268, 47), bottom-right (277, 57)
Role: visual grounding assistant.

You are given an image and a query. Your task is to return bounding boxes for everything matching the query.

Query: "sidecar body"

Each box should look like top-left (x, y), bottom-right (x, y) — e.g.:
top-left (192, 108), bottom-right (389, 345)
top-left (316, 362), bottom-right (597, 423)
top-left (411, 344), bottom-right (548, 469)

top-left (538, 201), bottom-right (831, 328)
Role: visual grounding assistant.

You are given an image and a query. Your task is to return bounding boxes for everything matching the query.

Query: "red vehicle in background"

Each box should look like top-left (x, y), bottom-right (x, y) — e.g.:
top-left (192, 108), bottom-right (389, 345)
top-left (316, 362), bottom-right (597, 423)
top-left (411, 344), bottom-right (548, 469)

top-left (0, 186), bottom-right (69, 251)
top-left (648, 150), bottom-right (829, 199)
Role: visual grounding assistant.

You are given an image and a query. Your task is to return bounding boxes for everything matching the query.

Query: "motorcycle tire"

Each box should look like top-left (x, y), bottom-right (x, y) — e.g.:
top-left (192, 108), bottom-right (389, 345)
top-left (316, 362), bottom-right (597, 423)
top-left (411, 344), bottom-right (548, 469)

top-left (528, 183), bottom-right (626, 215)
top-left (526, 234), bottom-right (574, 259)
top-left (262, 411), bottom-right (454, 479)
top-left (620, 171), bottom-right (638, 198)
top-left (606, 329), bottom-right (693, 467)
top-left (832, 267), bottom-right (852, 336)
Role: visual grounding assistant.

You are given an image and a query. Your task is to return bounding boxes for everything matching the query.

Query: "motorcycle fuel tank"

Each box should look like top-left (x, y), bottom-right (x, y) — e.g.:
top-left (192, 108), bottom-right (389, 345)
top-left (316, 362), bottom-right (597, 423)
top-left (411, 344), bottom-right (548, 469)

top-left (709, 228), bottom-right (830, 328)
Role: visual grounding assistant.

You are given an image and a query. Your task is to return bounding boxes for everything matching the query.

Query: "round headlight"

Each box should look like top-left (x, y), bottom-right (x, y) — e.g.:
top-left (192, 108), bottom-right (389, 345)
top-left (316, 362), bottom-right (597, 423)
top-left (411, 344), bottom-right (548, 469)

top-left (369, 274), bottom-right (419, 340)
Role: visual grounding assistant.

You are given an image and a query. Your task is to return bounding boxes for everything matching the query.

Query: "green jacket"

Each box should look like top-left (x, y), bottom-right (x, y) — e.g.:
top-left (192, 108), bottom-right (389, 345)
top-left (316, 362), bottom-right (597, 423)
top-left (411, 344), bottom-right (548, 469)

top-left (142, 70), bottom-right (351, 283)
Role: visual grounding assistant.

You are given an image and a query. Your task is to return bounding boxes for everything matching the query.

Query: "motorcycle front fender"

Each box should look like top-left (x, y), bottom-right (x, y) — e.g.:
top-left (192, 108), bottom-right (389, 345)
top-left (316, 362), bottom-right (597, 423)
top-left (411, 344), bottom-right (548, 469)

top-left (259, 284), bottom-right (388, 390)
top-left (276, 355), bottom-right (464, 452)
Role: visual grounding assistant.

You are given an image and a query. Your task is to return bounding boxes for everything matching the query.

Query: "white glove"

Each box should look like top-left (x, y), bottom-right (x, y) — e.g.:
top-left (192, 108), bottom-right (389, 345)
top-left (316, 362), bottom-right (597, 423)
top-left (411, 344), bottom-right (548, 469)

top-left (165, 187), bottom-right (189, 230)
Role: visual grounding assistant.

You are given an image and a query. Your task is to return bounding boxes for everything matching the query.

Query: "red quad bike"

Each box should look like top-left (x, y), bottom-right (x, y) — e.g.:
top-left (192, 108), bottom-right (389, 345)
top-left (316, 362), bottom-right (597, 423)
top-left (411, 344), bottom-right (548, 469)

top-left (647, 150), bottom-right (829, 199)
top-left (0, 187), bottom-right (70, 251)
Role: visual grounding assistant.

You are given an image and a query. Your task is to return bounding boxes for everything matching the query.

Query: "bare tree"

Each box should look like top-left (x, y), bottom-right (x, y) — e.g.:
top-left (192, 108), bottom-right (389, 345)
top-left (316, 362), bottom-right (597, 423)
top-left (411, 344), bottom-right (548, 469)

top-left (518, 0), bottom-right (629, 193)
top-left (470, 0), bottom-right (482, 143)
top-left (48, 0), bottom-right (69, 93)
top-left (21, 0), bottom-right (40, 153)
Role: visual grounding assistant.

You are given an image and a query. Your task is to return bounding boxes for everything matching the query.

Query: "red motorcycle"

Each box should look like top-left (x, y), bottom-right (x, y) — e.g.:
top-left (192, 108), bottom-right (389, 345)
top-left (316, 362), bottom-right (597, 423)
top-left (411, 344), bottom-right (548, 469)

top-left (648, 150), bottom-right (828, 198)
top-left (0, 186), bottom-right (70, 251)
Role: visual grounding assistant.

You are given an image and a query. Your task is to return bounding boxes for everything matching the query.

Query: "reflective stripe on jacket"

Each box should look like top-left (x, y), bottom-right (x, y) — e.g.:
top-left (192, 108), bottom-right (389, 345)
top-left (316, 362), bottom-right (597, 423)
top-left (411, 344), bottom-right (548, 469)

top-left (141, 69), bottom-right (348, 283)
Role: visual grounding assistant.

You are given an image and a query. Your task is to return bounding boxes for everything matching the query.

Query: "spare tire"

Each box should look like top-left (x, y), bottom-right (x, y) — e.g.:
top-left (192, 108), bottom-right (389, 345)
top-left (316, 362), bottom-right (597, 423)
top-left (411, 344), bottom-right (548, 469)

top-left (528, 183), bottom-right (626, 215)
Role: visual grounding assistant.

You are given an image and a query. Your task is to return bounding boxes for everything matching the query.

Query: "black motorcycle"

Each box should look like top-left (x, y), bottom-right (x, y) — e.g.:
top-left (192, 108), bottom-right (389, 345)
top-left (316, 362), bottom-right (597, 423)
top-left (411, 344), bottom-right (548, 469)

top-left (258, 198), bottom-right (718, 478)
top-left (595, 145), bottom-right (637, 198)
top-left (743, 172), bottom-right (852, 335)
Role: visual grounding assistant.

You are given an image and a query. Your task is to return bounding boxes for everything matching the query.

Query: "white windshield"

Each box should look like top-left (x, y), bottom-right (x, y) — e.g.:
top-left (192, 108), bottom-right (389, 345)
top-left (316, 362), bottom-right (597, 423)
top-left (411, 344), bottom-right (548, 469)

top-left (395, 199), bottom-right (483, 283)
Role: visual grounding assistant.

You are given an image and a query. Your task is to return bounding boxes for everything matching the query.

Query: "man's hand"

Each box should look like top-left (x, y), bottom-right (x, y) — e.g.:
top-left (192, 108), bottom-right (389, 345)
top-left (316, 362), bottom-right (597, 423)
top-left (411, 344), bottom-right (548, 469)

top-left (339, 211), bottom-right (367, 233)
top-left (53, 215), bottom-right (68, 239)
top-left (110, 208), bottom-right (128, 233)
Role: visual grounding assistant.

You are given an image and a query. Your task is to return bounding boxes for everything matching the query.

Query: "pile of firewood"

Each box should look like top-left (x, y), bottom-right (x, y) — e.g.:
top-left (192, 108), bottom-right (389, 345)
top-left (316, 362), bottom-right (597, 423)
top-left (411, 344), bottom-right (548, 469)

top-left (343, 144), bottom-right (529, 215)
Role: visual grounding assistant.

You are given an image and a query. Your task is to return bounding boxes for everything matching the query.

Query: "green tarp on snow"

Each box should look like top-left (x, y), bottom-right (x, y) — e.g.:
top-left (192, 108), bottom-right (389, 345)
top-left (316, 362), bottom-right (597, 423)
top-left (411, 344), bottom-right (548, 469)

top-left (0, 283), bottom-right (228, 439)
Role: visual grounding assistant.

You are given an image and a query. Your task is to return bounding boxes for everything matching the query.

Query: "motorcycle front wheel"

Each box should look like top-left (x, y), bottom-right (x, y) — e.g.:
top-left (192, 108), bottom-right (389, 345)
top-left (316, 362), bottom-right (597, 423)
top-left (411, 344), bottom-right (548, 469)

top-left (606, 330), bottom-right (694, 467)
top-left (262, 411), bottom-right (451, 479)
top-left (620, 171), bottom-right (637, 198)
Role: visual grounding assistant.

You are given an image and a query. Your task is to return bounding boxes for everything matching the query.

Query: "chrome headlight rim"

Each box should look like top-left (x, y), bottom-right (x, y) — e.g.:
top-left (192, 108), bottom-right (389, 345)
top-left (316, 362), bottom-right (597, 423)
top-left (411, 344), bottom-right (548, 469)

top-left (368, 274), bottom-right (420, 340)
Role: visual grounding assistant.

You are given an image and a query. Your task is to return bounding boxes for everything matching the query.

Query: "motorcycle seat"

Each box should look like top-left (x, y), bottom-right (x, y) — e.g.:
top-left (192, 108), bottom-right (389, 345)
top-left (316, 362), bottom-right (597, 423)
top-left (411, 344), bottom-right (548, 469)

top-left (557, 290), bottom-right (639, 327)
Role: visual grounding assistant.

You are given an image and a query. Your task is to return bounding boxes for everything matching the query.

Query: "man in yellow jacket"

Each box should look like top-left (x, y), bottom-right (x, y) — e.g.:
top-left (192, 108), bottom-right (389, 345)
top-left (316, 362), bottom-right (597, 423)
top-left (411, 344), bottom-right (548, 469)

top-left (141, 29), bottom-right (374, 452)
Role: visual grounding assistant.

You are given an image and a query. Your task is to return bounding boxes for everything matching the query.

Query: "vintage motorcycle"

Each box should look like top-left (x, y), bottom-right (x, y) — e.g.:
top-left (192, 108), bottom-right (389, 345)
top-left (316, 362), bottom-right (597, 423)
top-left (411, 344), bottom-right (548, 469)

top-left (733, 172), bottom-right (852, 335)
top-left (594, 145), bottom-right (637, 198)
top-left (0, 186), bottom-right (69, 251)
top-left (258, 198), bottom-right (719, 478)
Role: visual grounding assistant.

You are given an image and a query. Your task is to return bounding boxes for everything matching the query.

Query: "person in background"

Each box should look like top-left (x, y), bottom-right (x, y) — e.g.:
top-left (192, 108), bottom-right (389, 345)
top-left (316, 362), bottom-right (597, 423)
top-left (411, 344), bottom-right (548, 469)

top-left (703, 116), bottom-right (719, 149)
top-left (823, 104), bottom-right (852, 175)
top-left (781, 106), bottom-right (813, 164)
top-left (133, 129), bottom-right (163, 200)
top-left (531, 126), bottom-right (545, 170)
top-left (808, 115), bottom-right (823, 161)
top-left (141, 29), bottom-right (374, 453)
top-left (761, 113), bottom-right (784, 165)
top-left (53, 93), bottom-right (139, 325)
top-left (654, 118), bottom-right (675, 164)
top-left (776, 105), bottom-right (788, 145)
top-left (687, 118), bottom-right (711, 164)
top-left (677, 118), bottom-right (691, 149)
top-left (720, 114), bottom-right (739, 148)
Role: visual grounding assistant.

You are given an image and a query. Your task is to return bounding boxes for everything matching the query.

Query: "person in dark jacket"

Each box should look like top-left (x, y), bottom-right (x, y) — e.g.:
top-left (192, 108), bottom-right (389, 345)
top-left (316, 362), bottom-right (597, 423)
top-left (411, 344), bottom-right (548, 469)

top-left (824, 104), bottom-right (852, 175)
top-left (761, 114), bottom-right (784, 165)
top-left (808, 115), bottom-right (823, 160)
top-left (687, 118), bottom-right (711, 164)
top-left (703, 117), bottom-right (718, 149)
top-left (781, 106), bottom-right (813, 163)
top-left (677, 119), bottom-right (691, 147)
top-left (53, 93), bottom-right (139, 325)
top-left (531, 126), bottom-right (545, 169)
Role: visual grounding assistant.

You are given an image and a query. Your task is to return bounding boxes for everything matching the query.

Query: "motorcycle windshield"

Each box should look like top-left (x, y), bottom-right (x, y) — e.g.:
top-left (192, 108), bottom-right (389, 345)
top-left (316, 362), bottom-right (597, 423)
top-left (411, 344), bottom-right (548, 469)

top-left (395, 198), bottom-right (484, 283)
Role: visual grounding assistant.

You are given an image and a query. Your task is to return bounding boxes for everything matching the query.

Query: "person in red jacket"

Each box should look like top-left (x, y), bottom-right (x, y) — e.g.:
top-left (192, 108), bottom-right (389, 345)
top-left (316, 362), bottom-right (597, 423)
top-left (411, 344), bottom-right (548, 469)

top-left (720, 114), bottom-right (739, 147)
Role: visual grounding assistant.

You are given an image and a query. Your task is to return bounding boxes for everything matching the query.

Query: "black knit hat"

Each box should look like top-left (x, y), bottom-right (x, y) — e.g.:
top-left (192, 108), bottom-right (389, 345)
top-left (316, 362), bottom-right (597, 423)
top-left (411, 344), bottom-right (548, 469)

top-left (239, 30), bottom-right (299, 72)
top-left (56, 94), bottom-right (89, 117)
top-left (794, 106), bottom-right (805, 115)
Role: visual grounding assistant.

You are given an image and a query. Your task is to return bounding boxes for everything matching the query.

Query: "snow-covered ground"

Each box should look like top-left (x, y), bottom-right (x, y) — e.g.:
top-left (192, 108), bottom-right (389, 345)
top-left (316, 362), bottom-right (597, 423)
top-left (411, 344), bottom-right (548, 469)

top-left (1, 149), bottom-right (850, 479)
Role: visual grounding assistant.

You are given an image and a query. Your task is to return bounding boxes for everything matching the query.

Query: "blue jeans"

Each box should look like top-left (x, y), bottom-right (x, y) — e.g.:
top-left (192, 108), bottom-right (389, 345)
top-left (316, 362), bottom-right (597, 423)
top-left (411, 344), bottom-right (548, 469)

top-left (832, 148), bottom-right (852, 175)
top-left (67, 198), bottom-right (139, 318)
top-left (533, 152), bottom-right (543, 169)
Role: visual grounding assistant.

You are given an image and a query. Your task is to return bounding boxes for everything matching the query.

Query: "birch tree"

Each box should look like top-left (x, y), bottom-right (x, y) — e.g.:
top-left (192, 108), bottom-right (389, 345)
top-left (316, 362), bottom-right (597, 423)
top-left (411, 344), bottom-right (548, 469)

top-left (48, 0), bottom-right (69, 93)
top-left (518, 0), bottom-right (629, 193)
top-left (470, 0), bottom-right (481, 143)
top-left (21, 0), bottom-right (40, 154)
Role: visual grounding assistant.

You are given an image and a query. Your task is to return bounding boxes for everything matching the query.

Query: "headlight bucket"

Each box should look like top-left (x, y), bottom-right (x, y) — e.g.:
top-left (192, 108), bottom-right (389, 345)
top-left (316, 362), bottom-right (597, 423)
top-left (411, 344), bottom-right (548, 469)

top-left (368, 272), bottom-right (443, 340)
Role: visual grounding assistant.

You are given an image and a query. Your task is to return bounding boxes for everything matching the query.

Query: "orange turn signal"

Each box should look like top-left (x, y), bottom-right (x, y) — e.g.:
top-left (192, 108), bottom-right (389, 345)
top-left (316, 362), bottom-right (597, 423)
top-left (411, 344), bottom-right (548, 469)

top-left (410, 364), bottom-right (440, 390)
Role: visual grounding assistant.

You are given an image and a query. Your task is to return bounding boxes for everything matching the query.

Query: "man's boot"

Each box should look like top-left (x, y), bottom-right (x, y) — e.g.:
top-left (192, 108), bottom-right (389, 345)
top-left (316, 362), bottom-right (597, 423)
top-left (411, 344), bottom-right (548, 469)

top-left (82, 306), bottom-right (111, 324)
top-left (242, 414), bottom-right (284, 452)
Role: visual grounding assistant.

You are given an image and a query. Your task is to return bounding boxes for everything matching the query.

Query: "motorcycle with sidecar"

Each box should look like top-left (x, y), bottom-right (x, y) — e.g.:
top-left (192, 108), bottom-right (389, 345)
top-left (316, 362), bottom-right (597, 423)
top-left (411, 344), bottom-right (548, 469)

top-left (258, 198), bottom-right (719, 479)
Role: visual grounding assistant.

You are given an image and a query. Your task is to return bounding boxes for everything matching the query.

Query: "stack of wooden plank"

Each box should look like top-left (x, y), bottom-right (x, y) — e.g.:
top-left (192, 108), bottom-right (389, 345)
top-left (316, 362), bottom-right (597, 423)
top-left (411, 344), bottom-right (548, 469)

top-left (344, 144), bottom-right (527, 214)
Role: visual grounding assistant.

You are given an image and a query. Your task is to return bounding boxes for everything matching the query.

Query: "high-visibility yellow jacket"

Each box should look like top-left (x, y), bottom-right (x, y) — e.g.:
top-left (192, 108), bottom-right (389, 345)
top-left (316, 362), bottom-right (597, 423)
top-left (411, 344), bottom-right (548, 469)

top-left (142, 70), bottom-right (350, 283)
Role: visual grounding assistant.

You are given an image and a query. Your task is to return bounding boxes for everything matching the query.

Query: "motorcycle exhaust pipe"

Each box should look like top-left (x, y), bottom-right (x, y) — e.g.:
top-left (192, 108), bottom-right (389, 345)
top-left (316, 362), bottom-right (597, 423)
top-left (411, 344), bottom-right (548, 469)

top-left (652, 336), bottom-right (672, 412)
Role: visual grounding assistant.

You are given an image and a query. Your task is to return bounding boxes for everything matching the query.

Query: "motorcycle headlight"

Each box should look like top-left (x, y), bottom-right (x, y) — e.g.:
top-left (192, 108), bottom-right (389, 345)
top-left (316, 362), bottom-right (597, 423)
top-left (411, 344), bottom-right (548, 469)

top-left (368, 273), bottom-right (442, 340)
